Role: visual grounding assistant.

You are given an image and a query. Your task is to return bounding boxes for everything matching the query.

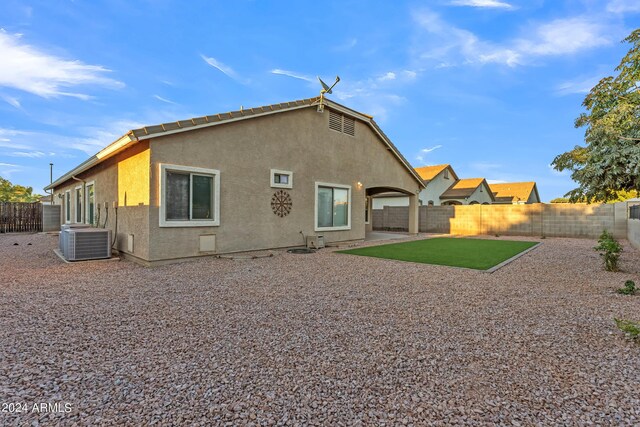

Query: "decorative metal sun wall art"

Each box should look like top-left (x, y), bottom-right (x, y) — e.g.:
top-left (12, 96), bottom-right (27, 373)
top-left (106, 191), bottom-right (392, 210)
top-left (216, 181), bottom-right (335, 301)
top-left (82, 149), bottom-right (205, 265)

top-left (271, 190), bottom-right (292, 217)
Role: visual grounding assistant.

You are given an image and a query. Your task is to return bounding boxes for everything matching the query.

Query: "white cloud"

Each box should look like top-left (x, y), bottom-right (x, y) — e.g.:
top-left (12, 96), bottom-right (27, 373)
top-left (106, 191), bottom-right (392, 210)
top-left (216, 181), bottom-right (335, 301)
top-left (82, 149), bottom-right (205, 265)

top-left (333, 38), bottom-right (358, 51)
top-left (8, 151), bottom-right (45, 158)
top-left (412, 10), bottom-right (613, 68)
top-left (515, 18), bottom-right (611, 57)
top-left (2, 95), bottom-right (21, 109)
top-left (0, 162), bottom-right (19, 167)
top-left (153, 95), bottom-right (178, 105)
top-left (421, 145), bottom-right (443, 154)
top-left (402, 70), bottom-right (418, 79)
top-left (607, 0), bottom-right (640, 13)
top-left (201, 54), bottom-right (246, 83)
top-left (449, 0), bottom-right (514, 9)
top-left (486, 179), bottom-right (508, 184)
top-left (415, 145), bottom-right (443, 163)
top-left (555, 75), bottom-right (602, 95)
top-left (0, 29), bottom-right (124, 99)
top-left (377, 72), bottom-right (397, 82)
top-left (270, 69), bottom-right (314, 82)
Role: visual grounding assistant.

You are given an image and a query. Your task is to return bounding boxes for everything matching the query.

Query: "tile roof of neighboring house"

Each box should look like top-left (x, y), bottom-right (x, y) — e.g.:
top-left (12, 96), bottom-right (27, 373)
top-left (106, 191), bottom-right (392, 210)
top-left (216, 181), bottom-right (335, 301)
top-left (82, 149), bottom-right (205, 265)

top-left (489, 182), bottom-right (538, 203)
top-left (440, 178), bottom-right (488, 200)
top-left (415, 164), bottom-right (449, 181)
top-left (45, 97), bottom-right (425, 190)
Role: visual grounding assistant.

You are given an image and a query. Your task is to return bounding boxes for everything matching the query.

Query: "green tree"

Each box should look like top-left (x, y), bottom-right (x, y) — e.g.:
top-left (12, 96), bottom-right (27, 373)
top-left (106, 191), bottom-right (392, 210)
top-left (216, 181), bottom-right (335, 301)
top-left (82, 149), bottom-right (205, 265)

top-left (552, 29), bottom-right (640, 202)
top-left (0, 176), bottom-right (42, 202)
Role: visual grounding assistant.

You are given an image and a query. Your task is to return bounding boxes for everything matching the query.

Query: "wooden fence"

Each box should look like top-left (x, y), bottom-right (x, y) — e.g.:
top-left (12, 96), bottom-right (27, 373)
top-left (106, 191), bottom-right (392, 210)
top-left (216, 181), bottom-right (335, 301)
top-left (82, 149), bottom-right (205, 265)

top-left (0, 202), bottom-right (43, 233)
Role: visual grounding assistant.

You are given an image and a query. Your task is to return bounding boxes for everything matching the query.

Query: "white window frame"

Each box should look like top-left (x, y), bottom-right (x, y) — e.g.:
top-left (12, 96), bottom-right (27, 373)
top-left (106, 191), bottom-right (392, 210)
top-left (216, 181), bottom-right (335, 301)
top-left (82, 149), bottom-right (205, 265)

top-left (65, 190), bottom-right (71, 224)
top-left (314, 182), bottom-right (352, 232)
top-left (159, 163), bottom-right (220, 228)
top-left (365, 196), bottom-right (371, 224)
top-left (270, 169), bottom-right (293, 189)
top-left (75, 186), bottom-right (83, 223)
top-left (85, 181), bottom-right (95, 225)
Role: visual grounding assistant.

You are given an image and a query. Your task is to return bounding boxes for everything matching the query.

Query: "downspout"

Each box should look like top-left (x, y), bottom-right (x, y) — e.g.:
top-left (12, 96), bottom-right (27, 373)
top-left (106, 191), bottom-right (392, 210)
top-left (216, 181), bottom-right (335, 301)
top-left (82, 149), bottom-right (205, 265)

top-left (71, 176), bottom-right (86, 224)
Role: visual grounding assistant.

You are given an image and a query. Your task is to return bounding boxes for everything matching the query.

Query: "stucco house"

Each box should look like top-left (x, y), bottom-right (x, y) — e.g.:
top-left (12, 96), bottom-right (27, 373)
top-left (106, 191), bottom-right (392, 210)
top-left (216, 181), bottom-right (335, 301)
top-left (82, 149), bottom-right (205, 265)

top-left (489, 182), bottom-right (540, 204)
top-left (372, 164), bottom-right (458, 208)
top-left (440, 178), bottom-right (494, 205)
top-left (45, 97), bottom-right (425, 265)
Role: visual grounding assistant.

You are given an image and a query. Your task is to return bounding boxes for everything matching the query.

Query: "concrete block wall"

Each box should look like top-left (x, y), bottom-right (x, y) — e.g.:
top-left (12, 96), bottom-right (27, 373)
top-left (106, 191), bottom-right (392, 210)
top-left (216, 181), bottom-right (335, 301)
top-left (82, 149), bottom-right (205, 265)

top-left (379, 206), bottom-right (409, 231)
top-left (373, 203), bottom-right (629, 239)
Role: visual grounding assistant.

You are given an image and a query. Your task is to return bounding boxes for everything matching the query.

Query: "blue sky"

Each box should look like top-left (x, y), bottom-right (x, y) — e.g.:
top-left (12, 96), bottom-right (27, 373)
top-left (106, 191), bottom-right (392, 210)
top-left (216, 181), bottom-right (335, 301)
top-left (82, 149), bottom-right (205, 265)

top-left (0, 0), bottom-right (639, 201)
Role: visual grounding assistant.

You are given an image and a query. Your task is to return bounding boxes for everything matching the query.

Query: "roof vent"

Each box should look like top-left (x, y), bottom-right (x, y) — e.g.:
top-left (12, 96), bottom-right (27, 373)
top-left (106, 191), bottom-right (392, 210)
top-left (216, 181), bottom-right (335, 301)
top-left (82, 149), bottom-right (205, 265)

top-left (328, 110), bottom-right (355, 136)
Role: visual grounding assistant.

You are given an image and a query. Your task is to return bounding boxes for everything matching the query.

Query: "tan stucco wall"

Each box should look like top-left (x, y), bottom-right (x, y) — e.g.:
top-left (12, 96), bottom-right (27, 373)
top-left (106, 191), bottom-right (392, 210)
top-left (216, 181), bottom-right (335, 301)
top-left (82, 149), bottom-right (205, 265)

top-left (146, 107), bottom-right (421, 262)
top-left (52, 142), bottom-right (151, 261)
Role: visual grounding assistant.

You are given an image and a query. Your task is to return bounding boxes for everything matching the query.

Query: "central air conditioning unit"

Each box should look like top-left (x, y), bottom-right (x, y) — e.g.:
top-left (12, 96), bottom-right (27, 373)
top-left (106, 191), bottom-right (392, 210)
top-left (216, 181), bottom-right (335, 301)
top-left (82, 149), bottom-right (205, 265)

top-left (63, 228), bottom-right (112, 261)
top-left (59, 223), bottom-right (91, 253)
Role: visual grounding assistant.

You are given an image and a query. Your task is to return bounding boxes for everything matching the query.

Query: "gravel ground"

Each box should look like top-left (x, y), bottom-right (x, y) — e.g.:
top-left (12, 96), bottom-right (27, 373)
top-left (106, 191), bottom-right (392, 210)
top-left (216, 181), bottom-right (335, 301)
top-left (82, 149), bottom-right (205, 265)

top-left (1, 233), bottom-right (639, 426)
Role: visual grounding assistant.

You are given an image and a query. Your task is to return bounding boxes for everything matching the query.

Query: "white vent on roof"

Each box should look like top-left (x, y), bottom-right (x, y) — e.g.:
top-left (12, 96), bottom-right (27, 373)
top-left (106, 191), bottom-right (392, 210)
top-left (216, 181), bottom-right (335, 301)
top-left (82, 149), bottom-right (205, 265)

top-left (328, 110), bottom-right (355, 136)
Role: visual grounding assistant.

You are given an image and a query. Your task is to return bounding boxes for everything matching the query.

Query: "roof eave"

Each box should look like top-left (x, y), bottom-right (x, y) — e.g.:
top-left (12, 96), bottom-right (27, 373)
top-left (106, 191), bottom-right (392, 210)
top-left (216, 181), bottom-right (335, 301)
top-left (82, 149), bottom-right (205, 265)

top-left (45, 133), bottom-right (136, 190)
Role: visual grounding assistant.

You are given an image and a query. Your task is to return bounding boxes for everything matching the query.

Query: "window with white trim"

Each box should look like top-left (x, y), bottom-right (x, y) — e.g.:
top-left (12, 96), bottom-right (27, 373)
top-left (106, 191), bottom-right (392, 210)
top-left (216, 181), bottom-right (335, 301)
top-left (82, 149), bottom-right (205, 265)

top-left (65, 190), bottom-right (71, 223)
top-left (160, 164), bottom-right (220, 227)
top-left (85, 182), bottom-right (95, 225)
top-left (365, 196), bottom-right (371, 224)
top-left (270, 169), bottom-right (293, 189)
top-left (315, 182), bottom-right (351, 231)
top-left (75, 187), bottom-right (82, 223)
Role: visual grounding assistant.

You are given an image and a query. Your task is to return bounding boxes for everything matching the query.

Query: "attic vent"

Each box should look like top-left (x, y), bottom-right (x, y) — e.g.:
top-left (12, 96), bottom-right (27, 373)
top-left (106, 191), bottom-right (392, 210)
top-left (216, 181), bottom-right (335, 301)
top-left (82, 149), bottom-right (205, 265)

top-left (328, 110), bottom-right (355, 136)
top-left (329, 110), bottom-right (342, 132)
top-left (343, 116), bottom-right (355, 136)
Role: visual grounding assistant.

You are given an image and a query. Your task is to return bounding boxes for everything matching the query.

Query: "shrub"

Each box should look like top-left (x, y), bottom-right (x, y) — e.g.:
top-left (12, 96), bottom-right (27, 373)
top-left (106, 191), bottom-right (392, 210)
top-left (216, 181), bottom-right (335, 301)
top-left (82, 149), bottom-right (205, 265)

top-left (594, 230), bottom-right (622, 272)
top-left (614, 318), bottom-right (640, 342)
top-left (617, 280), bottom-right (637, 295)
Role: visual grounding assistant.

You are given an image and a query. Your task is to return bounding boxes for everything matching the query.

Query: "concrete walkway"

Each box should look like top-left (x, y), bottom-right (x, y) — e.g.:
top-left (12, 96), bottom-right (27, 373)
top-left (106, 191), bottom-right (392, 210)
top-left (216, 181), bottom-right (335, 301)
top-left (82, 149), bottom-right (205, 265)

top-left (364, 231), bottom-right (412, 241)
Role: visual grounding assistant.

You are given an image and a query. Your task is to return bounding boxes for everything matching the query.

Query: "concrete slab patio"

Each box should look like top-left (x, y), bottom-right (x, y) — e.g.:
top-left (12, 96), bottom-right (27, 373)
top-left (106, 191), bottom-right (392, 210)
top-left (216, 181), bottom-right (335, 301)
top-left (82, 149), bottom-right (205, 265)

top-left (1, 233), bottom-right (639, 425)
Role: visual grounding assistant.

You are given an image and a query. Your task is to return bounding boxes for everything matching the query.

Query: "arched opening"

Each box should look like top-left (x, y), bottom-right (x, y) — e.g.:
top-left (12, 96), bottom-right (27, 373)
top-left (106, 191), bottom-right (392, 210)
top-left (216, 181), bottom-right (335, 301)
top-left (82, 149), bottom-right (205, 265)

top-left (367, 186), bottom-right (419, 237)
top-left (442, 200), bottom-right (462, 206)
top-left (469, 201), bottom-right (479, 205)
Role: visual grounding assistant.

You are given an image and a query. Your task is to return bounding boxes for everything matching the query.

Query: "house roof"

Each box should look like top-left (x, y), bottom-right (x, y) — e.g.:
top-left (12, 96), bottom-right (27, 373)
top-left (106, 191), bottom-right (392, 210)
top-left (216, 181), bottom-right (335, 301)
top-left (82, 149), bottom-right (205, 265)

top-left (414, 164), bottom-right (457, 182)
top-left (440, 178), bottom-right (490, 200)
top-left (45, 97), bottom-right (425, 190)
top-left (489, 182), bottom-right (539, 203)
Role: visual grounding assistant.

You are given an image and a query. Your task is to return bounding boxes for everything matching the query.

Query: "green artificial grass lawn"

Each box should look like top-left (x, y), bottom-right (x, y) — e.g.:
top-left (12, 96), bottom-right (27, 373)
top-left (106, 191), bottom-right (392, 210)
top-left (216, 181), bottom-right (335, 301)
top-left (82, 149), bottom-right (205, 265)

top-left (337, 237), bottom-right (539, 270)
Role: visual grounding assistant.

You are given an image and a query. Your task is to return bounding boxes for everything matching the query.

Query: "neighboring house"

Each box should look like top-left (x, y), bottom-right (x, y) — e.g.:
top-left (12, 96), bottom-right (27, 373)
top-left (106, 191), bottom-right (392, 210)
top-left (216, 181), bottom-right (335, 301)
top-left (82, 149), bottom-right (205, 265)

top-left (415, 164), bottom-right (459, 206)
top-left (372, 164), bottom-right (458, 208)
top-left (440, 178), bottom-right (494, 205)
top-left (489, 182), bottom-right (540, 204)
top-left (45, 97), bottom-right (425, 265)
